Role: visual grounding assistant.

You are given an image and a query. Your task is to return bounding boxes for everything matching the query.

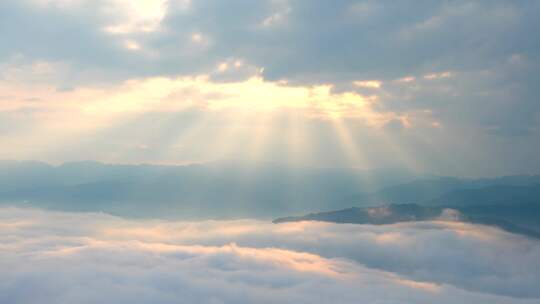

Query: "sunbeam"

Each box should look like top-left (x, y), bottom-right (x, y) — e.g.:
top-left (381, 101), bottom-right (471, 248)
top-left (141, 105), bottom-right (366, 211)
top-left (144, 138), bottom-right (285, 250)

top-left (1, 2), bottom-right (539, 303)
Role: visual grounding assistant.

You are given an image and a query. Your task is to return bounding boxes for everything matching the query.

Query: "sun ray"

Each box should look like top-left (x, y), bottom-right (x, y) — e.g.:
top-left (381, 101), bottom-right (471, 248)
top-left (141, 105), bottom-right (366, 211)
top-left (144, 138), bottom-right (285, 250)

top-left (329, 117), bottom-right (369, 170)
top-left (376, 129), bottom-right (425, 174)
top-left (285, 109), bottom-right (311, 166)
top-left (205, 108), bottom-right (255, 162)
top-left (328, 116), bottom-right (378, 190)
top-left (243, 110), bottom-right (277, 164)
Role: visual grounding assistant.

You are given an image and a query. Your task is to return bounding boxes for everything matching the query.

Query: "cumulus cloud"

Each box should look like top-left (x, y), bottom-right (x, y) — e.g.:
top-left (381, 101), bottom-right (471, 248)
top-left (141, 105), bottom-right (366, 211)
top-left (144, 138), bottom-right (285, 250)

top-left (3, 0), bottom-right (539, 93)
top-left (1, 207), bottom-right (539, 303)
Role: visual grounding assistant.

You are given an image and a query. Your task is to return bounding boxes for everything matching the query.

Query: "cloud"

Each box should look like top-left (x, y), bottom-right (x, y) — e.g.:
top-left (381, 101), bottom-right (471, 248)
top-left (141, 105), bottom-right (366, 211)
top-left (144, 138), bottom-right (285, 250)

top-left (1, 207), bottom-right (539, 303)
top-left (1, 0), bottom-right (540, 175)
top-left (3, 1), bottom-right (539, 87)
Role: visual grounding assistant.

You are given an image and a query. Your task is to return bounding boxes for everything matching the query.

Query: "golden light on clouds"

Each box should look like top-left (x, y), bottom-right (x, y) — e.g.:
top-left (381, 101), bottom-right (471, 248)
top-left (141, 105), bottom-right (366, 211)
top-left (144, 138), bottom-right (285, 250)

top-left (396, 76), bottom-right (416, 83)
top-left (76, 76), bottom-right (390, 124)
top-left (124, 40), bottom-right (141, 51)
top-left (353, 80), bottom-right (382, 89)
top-left (103, 0), bottom-right (168, 33)
top-left (424, 71), bottom-right (452, 80)
top-left (191, 33), bottom-right (203, 43)
top-left (32, 0), bottom-right (170, 34)
top-left (0, 72), bottom-right (406, 166)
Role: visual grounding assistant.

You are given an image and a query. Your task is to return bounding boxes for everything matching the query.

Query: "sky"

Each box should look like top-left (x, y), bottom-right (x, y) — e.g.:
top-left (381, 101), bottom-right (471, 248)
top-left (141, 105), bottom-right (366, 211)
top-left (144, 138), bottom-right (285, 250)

top-left (2, 3), bottom-right (540, 302)
top-left (1, 0), bottom-right (539, 176)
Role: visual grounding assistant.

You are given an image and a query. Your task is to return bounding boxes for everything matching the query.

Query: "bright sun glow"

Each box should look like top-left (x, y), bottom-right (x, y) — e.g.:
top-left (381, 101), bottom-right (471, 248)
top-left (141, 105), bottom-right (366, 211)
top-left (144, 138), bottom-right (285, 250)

top-left (0, 74), bottom-right (410, 167)
top-left (81, 76), bottom-right (389, 123)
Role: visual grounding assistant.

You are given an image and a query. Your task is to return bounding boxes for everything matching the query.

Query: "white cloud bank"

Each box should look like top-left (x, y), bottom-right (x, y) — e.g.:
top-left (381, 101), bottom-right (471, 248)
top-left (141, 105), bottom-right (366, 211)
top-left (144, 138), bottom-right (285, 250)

top-left (0, 207), bottom-right (539, 303)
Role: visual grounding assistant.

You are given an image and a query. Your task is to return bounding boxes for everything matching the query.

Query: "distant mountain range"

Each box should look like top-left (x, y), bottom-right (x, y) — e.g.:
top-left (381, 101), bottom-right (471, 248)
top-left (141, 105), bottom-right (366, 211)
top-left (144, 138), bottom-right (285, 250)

top-left (1, 160), bottom-right (539, 222)
top-left (0, 160), bottom-right (419, 218)
top-left (274, 184), bottom-right (540, 239)
top-left (340, 175), bottom-right (540, 206)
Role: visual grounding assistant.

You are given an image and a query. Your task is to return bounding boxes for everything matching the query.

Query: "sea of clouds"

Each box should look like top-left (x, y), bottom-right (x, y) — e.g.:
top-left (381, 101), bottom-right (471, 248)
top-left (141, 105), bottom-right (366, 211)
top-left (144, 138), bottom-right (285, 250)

top-left (1, 207), bottom-right (539, 303)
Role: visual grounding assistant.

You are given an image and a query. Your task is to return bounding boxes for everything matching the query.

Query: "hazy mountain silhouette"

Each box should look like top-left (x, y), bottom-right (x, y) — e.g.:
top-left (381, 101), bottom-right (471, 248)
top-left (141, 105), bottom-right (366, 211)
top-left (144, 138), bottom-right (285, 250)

top-left (342, 176), bottom-right (540, 206)
top-left (1, 161), bottom-right (539, 222)
top-left (274, 204), bottom-right (444, 224)
top-left (0, 160), bottom-right (419, 218)
top-left (274, 184), bottom-right (540, 239)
